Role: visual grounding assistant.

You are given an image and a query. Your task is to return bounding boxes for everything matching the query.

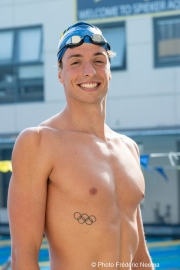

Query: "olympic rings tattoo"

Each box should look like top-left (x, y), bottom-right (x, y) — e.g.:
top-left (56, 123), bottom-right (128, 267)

top-left (74, 212), bottom-right (97, 225)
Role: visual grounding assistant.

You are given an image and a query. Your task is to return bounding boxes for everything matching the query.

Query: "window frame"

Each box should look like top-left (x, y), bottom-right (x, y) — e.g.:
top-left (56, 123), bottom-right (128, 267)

top-left (95, 21), bottom-right (126, 71)
top-left (153, 15), bottom-right (180, 68)
top-left (0, 25), bottom-right (44, 104)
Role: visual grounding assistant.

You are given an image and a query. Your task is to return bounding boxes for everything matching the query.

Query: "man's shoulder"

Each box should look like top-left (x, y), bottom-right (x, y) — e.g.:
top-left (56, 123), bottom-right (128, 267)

top-left (111, 131), bottom-right (140, 158)
top-left (12, 126), bottom-right (57, 169)
top-left (16, 113), bottom-right (63, 143)
top-left (120, 134), bottom-right (138, 149)
top-left (14, 124), bottom-right (59, 155)
top-left (39, 113), bottom-right (62, 129)
top-left (110, 130), bottom-right (135, 145)
top-left (16, 126), bottom-right (49, 142)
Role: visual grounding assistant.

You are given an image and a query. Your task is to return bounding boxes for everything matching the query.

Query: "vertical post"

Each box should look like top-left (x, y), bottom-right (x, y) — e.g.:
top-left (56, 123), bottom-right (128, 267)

top-left (177, 141), bottom-right (180, 223)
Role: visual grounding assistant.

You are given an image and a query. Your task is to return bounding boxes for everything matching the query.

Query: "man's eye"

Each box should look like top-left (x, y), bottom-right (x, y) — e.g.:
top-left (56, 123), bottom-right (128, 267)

top-left (71, 61), bottom-right (79, 65)
top-left (95, 60), bottom-right (104, 64)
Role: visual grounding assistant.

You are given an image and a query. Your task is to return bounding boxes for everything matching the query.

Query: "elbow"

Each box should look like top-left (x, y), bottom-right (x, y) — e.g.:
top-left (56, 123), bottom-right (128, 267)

top-left (11, 247), bottom-right (39, 270)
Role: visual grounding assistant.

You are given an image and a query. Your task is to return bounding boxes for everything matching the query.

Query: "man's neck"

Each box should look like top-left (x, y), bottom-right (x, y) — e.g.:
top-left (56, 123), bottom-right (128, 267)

top-left (60, 100), bottom-right (107, 140)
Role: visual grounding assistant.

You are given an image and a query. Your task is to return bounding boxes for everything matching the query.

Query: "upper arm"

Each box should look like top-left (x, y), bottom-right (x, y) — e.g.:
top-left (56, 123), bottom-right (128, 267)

top-left (8, 128), bottom-right (53, 257)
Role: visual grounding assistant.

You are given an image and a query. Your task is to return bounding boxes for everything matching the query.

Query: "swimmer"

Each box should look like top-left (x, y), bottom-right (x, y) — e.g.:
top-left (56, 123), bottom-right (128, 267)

top-left (8, 22), bottom-right (154, 269)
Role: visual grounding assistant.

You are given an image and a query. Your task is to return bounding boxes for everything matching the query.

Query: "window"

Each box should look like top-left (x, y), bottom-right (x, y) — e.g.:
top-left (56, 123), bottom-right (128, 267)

top-left (0, 26), bottom-right (43, 103)
top-left (154, 15), bottom-right (180, 68)
top-left (96, 22), bottom-right (126, 70)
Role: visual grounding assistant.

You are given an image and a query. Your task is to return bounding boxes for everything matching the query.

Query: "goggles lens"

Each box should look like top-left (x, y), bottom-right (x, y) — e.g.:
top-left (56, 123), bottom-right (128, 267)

top-left (64, 34), bottom-right (110, 49)
top-left (71, 36), bottom-right (81, 44)
top-left (92, 34), bottom-right (104, 43)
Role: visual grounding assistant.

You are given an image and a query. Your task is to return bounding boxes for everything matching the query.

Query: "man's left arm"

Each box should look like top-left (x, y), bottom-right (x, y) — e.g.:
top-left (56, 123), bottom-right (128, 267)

top-left (132, 205), bottom-right (154, 270)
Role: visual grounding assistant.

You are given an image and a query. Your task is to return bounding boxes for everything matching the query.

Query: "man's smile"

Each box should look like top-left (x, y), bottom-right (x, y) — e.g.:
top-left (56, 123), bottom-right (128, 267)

top-left (78, 82), bottom-right (100, 90)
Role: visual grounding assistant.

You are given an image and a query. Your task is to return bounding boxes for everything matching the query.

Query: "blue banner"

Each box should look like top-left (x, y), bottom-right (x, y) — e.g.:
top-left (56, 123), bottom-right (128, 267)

top-left (140, 155), bottom-right (150, 169)
top-left (76, 0), bottom-right (180, 20)
top-left (154, 167), bottom-right (169, 181)
top-left (140, 155), bottom-right (169, 181)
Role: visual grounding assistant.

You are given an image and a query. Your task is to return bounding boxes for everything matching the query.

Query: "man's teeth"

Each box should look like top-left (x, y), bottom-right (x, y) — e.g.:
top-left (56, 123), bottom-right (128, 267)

top-left (80, 83), bottom-right (98, 89)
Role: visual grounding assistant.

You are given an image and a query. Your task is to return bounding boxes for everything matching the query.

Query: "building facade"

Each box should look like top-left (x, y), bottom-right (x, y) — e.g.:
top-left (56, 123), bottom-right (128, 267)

top-left (0, 0), bottom-right (180, 226)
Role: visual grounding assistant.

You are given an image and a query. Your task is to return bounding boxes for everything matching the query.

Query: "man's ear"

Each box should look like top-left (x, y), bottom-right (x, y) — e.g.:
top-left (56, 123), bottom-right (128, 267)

top-left (58, 69), bottom-right (64, 84)
top-left (109, 73), bottom-right (112, 80)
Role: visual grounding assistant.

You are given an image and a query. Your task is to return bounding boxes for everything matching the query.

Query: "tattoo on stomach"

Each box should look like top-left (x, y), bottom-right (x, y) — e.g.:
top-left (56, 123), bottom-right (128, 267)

top-left (74, 212), bottom-right (97, 225)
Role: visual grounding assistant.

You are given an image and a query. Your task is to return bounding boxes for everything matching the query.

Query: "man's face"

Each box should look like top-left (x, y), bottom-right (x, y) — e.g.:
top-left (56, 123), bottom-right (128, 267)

top-left (58, 43), bottom-right (111, 105)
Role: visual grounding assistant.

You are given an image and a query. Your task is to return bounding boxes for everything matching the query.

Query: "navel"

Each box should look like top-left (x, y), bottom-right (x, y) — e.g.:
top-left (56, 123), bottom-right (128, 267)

top-left (89, 187), bottom-right (98, 195)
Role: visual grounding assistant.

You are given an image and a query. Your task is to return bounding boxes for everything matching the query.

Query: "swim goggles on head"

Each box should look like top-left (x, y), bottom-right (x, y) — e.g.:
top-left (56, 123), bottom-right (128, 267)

top-left (57, 22), bottom-right (111, 62)
top-left (59, 34), bottom-right (110, 51)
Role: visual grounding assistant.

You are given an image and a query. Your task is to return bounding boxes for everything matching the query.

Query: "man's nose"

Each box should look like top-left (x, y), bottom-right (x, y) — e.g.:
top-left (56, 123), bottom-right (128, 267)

top-left (82, 62), bottom-right (96, 77)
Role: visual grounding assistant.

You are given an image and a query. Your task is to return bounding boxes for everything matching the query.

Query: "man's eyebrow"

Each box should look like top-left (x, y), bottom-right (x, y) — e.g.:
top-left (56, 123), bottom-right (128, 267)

top-left (67, 54), bottom-right (82, 60)
top-left (94, 52), bottom-right (106, 57)
top-left (67, 52), bottom-right (106, 60)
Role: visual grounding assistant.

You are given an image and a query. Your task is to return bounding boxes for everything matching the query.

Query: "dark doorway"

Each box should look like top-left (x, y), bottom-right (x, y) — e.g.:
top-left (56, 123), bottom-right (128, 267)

top-left (0, 149), bottom-right (12, 207)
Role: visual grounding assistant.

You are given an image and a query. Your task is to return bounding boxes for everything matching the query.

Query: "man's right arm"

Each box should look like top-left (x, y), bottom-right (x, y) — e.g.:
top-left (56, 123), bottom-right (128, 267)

top-left (8, 128), bottom-right (53, 270)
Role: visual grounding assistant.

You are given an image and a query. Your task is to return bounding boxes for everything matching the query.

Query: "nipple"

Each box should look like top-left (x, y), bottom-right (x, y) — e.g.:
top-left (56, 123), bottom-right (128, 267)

top-left (89, 187), bottom-right (97, 195)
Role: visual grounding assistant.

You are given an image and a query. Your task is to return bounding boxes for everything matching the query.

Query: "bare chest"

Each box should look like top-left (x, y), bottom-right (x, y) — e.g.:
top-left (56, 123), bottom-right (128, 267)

top-left (49, 136), bottom-right (144, 211)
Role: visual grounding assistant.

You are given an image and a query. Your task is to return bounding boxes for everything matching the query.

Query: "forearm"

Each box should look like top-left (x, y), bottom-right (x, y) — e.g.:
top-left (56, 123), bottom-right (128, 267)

top-left (11, 252), bottom-right (40, 270)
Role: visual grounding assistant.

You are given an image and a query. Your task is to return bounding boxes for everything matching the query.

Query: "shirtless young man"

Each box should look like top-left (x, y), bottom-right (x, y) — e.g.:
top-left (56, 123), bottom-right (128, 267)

top-left (8, 22), bottom-right (154, 270)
